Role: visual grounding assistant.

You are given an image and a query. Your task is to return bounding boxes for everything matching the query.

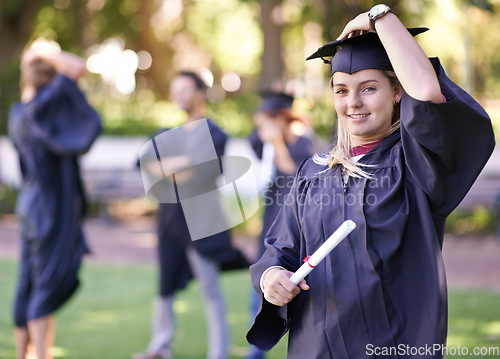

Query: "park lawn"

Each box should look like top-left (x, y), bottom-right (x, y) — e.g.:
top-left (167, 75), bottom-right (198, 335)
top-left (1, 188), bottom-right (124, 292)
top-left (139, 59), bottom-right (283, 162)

top-left (0, 259), bottom-right (287, 359)
top-left (0, 259), bottom-right (499, 359)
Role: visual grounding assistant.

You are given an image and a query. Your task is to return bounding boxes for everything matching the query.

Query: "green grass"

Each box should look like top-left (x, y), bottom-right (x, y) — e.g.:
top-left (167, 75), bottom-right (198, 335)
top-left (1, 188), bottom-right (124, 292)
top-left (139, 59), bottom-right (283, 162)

top-left (447, 290), bottom-right (500, 358)
top-left (0, 259), bottom-right (287, 358)
top-left (1, 259), bottom-right (499, 358)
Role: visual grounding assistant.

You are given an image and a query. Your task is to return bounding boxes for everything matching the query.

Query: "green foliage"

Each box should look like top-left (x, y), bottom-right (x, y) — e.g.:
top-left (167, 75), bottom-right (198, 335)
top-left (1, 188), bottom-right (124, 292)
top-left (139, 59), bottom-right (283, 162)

top-left (2, 0), bottom-right (500, 138)
top-left (0, 78), bottom-right (20, 136)
top-left (445, 205), bottom-right (497, 235)
top-left (187, 0), bottom-right (263, 76)
top-left (0, 185), bottom-right (17, 215)
top-left (29, 0), bottom-right (139, 51)
top-left (208, 93), bottom-right (260, 137)
top-left (464, 0), bottom-right (494, 12)
top-left (87, 89), bottom-right (185, 136)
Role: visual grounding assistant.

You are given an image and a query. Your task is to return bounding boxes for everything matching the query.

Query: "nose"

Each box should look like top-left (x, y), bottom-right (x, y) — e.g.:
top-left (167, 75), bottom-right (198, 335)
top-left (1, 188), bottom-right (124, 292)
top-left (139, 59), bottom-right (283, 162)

top-left (347, 93), bottom-right (362, 108)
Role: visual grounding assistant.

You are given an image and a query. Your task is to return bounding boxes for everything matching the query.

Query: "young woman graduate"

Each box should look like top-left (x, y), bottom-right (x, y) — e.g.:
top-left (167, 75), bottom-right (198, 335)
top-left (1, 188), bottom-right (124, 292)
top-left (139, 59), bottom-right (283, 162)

top-left (9, 40), bottom-right (101, 359)
top-left (246, 5), bottom-right (495, 359)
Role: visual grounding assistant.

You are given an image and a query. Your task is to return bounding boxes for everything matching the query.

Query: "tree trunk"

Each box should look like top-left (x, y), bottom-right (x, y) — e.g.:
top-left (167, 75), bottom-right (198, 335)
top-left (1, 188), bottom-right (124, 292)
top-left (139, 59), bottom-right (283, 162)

top-left (0, 0), bottom-right (49, 72)
top-left (133, 0), bottom-right (177, 99)
top-left (258, 0), bottom-right (284, 90)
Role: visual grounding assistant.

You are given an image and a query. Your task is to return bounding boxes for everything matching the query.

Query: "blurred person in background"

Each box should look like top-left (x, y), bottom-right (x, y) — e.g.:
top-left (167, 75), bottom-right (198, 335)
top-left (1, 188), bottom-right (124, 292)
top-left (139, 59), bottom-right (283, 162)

top-left (247, 91), bottom-right (315, 359)
top-left (8, 40), bottom-right (101, 359)
top-left (133, 71), bottom-right (248, 359)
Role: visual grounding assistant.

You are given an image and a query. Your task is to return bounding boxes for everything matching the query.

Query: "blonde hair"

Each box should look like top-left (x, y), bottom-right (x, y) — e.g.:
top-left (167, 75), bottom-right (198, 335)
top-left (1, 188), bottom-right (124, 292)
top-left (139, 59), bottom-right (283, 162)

top-left (313, 70), bottom-right (401, 178)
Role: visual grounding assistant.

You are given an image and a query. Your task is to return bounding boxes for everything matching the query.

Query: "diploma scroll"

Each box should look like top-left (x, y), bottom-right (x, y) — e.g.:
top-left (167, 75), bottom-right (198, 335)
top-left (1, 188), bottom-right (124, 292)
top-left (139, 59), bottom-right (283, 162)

top-left (289, 220), bottom-right (356, 285)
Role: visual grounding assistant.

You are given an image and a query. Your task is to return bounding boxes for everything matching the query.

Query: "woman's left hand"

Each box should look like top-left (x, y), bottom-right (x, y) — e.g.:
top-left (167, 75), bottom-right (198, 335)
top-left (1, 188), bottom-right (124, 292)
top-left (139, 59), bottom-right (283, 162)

top-left (336, 12), bottom-right (372, 40)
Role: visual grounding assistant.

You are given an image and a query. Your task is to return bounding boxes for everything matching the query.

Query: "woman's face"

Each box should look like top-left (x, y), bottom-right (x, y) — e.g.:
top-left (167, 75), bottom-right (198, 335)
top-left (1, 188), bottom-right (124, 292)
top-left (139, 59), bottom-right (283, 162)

top-left (332, 69), bottom-right (402, 145)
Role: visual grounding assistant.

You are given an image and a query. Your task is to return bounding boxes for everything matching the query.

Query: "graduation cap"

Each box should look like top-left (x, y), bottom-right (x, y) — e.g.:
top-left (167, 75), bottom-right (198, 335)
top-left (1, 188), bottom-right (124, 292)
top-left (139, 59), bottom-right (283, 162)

top-left (306, 28), bottom-right (428, 75)
top-left (257, 91), bottom-right (294, 112)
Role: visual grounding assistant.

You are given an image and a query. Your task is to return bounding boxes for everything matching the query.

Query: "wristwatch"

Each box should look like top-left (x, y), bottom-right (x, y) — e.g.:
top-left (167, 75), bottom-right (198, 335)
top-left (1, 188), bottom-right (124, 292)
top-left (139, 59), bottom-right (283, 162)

top-left (368, 4), bottom-right (393, 30)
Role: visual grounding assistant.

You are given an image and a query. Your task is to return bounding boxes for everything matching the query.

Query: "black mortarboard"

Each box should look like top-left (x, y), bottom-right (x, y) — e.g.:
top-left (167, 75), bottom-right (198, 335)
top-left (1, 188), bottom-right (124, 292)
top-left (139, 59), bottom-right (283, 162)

top-left (306, 28), bottom-right (428, 75)
top-left (257, 91), bottom-right (294, 112)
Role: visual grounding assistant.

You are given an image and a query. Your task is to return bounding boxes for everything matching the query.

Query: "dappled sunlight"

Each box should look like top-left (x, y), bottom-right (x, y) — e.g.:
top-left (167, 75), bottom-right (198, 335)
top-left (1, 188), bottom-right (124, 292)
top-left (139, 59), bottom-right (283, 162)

top-left (481, 321), bottom-right (500, 340)
top-left (187, 0), bottom-right (262, 75)
top-left (86, 38), bottom-right (151, 97)
top-left (447, 290), bottom-right (500, 354)
top-left (51, 346), bottom-right (69, 358)
top-left (448, 317), bottom-right (481, 346)
top-left (173, 300), bottom-right (192, 314)
top-left (221, 72), bottom-right (242, 93)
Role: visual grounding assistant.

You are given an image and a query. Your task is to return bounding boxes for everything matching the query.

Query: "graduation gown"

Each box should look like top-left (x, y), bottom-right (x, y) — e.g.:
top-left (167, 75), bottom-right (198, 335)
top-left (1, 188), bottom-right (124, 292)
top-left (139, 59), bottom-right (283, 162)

top-left (9, 74), bottom-right (102, 327)
top-left (249, 131), bottom-right (315, 258)
top-left (152, 119), bottom-right (249, 296)
top-left (247, 59), bottom-right (495, 358)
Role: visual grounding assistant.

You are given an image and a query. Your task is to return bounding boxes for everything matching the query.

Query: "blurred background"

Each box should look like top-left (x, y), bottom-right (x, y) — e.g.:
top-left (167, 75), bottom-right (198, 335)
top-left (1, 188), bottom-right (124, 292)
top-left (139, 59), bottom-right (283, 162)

top-left (1, 2), bottom-right (500, 358)
top-left (1, 0), bottom-right (500, 234)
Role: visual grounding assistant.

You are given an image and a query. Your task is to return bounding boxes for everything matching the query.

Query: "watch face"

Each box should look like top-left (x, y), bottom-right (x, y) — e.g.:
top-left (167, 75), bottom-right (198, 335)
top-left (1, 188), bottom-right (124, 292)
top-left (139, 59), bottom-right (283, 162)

top-left (370, 4), bottom-right (389, 18)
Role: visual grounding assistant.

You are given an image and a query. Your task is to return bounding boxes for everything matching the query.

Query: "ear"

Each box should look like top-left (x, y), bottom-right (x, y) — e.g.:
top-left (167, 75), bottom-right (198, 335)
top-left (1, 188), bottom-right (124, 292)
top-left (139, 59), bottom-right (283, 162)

top-left (393, 84), bottom-right (403, 104)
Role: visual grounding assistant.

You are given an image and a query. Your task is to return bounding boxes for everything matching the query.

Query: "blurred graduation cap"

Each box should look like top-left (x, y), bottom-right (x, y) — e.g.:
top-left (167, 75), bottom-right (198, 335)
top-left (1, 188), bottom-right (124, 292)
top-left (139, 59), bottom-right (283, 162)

top-left (257, 90), bottom-right (294, 112)
top-left (306, 27), bottom-right (428, 75)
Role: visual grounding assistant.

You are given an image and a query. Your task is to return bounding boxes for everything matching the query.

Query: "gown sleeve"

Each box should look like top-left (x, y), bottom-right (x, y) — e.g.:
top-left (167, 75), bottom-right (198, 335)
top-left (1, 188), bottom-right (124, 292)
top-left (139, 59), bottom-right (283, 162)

top-left (247, 160), bottom-right (309, 350)
top-left (27, 74), bottom-right (102, 155)
top-left (400, 58), bottom-right (495, 216)
top-left (249, 130), bottom-right (264, 159)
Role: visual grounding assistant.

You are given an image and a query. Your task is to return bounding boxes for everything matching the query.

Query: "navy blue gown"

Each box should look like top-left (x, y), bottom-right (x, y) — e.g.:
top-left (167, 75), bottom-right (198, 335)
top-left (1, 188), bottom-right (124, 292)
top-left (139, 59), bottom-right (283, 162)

top-left (249, 132), bottom-right (315, 259)
top-left (149, 119), bottom-right (249, 297)
top-left (247, 59), bottom-right (495, 358)
top-left (9, 74), bottom-right (101, 327)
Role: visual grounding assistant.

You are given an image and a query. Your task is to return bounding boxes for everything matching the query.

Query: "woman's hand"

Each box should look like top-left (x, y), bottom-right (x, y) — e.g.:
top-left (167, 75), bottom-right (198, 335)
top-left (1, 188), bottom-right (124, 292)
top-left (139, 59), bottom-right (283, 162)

top-left (336, 12), bottom-right (372, 40)
top-left (21, 39), bottom-right (86, 81)
top-left (21, 39), bottom-right (61, 70)
top-left (337, 10), bottom-right (442, 103)
top-left (262, 267), bottom-right (309, 306)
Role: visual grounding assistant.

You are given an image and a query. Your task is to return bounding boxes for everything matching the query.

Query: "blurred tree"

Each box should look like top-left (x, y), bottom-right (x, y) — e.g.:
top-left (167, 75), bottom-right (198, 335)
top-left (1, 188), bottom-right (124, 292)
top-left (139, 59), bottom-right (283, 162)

top-left (258, 0), bottom-right (285, 89)
top-left (0, 0), bottom-right (48, 70)
top-left (0, 0), bottom-right (49, 134)
top-left (127, 0), bottom-right (175, 98)
top-left (0, 0), bottom-right (498, 138)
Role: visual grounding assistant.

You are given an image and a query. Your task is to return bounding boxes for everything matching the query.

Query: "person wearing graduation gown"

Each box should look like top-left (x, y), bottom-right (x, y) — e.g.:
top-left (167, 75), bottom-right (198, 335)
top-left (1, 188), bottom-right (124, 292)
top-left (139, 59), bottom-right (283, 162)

top-left (249, 92), bottom-right (316, 260)
top-left (246, 6), bottom-right (495, 359)
top-left (247, 92), bottom-right (314, 359)
top-left (133, 71), bottom-right (248, 359)
top-left (8, 40), bottom-right (101, 359)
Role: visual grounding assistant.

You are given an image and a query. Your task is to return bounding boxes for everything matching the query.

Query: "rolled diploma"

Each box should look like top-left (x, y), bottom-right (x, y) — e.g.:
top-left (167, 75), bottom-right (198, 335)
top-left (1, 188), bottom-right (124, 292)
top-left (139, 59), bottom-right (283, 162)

top-left (289, 220), bottom-right (356, 285)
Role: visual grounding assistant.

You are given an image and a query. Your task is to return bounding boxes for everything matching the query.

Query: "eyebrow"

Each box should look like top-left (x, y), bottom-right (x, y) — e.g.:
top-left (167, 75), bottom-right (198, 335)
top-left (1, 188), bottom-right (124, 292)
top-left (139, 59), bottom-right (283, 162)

top-left (333, 79), bottom-right (380, 87)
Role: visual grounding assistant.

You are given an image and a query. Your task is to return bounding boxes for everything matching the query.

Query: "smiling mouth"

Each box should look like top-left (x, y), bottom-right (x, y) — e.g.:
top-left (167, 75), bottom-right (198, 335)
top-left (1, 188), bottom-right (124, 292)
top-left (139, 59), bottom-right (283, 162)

top-left (348, 114), bottom-right (370, 120)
